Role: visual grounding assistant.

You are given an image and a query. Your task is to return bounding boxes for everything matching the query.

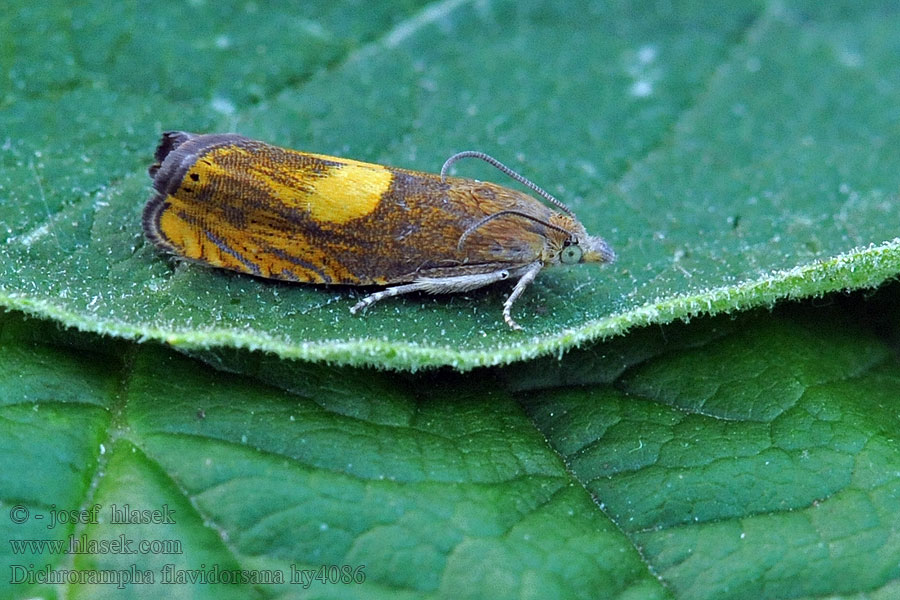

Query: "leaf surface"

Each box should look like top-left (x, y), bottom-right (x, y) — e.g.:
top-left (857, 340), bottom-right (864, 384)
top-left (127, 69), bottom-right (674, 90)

top-left (2, 2), bottom-right (899, 368)
top-left (3, 283), bottom-right (900, 598)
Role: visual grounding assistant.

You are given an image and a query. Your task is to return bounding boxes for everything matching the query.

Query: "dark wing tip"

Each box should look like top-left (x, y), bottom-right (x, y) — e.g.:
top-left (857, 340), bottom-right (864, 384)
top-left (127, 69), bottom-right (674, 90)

top-left (148, 131), bottom-right (196, 179)
top-left (141, 193), bottom-right (173, 252)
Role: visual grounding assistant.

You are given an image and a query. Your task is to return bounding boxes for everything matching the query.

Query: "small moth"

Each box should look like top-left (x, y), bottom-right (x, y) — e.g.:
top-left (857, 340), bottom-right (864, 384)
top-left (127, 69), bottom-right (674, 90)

top-left (143, 132), bottom-right (615, 329)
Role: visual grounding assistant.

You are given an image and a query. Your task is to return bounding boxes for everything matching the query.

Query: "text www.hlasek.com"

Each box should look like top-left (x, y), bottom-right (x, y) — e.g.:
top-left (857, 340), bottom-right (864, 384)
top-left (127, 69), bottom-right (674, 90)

top-left (10, 535), bottom-right (182, 555)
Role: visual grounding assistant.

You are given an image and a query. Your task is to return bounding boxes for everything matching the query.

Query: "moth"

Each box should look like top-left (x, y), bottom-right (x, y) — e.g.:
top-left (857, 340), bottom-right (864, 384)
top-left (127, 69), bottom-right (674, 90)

top-left (143, 132), bottom-right (615, 329)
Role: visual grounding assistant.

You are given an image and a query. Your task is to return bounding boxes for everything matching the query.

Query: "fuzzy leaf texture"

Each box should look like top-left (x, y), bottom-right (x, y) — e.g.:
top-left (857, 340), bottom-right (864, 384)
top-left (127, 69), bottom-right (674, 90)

top-left (2, 286), bottom-right (900, 599)
top-left (1, 1), bottom-right (899, 368)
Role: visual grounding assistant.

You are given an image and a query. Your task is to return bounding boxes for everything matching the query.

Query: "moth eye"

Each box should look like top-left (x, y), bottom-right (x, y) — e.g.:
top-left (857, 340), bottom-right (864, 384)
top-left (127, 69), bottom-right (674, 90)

top-left (561, 244), bottom-right (582, 264)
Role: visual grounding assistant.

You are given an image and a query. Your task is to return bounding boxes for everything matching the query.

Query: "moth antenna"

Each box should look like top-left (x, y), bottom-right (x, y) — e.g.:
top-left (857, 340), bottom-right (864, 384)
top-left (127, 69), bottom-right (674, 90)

top-left (457, 210), bottom-right (576, 252)
top-left (441, 151), bottom-right (576, 218)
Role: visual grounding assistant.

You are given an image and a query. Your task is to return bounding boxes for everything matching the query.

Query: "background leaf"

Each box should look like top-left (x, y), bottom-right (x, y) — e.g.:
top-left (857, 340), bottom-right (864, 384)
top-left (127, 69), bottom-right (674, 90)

top-left (3, 284), bottom-right (900, 599)
top-left (1, 1), bottom-right (899, 369)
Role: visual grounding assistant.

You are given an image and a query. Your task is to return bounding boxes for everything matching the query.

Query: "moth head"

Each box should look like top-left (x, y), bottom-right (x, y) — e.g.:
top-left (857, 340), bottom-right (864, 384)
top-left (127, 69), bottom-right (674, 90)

top-left (442, 151), bottom-right (616, 268)
top-left (546, 215), bottom-right (616, 266)
top-left (561, 234), bottom-right (616, 264)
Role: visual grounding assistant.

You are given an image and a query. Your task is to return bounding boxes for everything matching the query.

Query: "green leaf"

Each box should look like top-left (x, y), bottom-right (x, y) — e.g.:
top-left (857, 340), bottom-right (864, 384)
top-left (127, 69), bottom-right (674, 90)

top-left (513, 297), bottom-right (900, 599)
top-left (0, 309), bottom-right (662, 600)
top-left (2, 2), bottom-right (900, 369)
top-left (3, 283), bottom-right (899, 599)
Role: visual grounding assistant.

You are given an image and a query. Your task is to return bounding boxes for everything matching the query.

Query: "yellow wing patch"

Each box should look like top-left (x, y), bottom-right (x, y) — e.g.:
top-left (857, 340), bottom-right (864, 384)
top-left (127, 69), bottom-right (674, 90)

top-left (193, 146), bottom-right (393, 225)
top-left (156, 205), bottom-right (200, 259)
top-left (304, 162), bottom-right (393, 224)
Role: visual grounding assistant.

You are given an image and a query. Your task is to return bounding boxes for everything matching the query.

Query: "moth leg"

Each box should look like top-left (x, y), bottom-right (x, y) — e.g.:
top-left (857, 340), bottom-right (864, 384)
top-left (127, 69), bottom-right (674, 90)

top-left (502, 261), bottom-right (544, 331)
top-left (350, 269), bottom-right (514, 315)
